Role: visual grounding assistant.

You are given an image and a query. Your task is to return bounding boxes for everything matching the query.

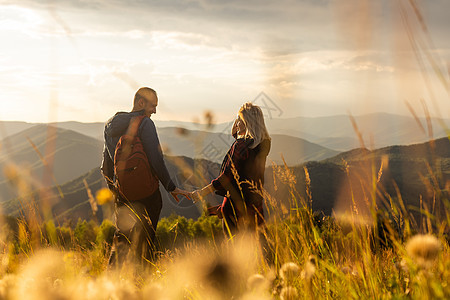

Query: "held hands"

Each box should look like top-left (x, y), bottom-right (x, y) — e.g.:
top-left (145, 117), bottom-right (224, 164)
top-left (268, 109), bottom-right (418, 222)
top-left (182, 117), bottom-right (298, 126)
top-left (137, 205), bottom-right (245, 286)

top-left (188, 184), bottom-right (213, 203)
top-left (170, 187), bottom-right (204, 204)
top-left (170, 187), bottom-right (192, 203)
top-left (190, 190), bottom-right (202, 203)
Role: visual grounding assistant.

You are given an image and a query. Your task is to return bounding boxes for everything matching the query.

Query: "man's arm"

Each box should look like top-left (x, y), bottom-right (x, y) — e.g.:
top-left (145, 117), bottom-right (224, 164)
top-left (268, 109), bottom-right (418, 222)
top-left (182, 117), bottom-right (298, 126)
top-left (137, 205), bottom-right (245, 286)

top-left (139, 118), bottom-right (176, 192)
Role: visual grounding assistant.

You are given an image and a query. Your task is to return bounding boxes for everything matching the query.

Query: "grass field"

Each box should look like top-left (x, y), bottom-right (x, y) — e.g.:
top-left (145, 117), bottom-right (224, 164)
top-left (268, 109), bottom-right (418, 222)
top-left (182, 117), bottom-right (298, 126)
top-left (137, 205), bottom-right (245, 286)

top-left (1, 0), bottom-right (449, 298)
top-left (0, 154), bottom-right (449, 300)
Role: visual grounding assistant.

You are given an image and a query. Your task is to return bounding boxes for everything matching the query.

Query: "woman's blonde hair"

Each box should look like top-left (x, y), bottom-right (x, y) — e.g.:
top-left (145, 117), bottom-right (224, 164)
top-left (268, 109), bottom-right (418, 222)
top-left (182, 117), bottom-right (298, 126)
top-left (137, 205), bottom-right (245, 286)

top-left (238, 102), bottom-right (271, 148)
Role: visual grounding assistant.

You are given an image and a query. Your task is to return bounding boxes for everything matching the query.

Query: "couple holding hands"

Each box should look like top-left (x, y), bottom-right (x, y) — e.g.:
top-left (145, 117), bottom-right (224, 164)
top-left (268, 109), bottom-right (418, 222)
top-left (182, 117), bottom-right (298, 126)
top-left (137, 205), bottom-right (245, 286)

top-left (102, 87), bottom-right (271, 264)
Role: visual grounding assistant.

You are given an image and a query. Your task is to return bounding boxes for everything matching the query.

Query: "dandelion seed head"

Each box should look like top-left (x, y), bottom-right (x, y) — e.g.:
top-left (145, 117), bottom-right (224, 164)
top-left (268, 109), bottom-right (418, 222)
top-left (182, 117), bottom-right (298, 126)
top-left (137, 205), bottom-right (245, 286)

top-left (247, 274), bottom-right (268, 291)
top-left (80, 276), bottom-right (137, 300)
top-left (279, 262), bottom-right (300, 283)
top-left (160, 235), bottom-right (258, 299)
top-left (406, 234), bottom-right (441, 269)
top-left (14, 250), bottom-right (69, 300)
top-left (301, 255), bottom-right (316, 280)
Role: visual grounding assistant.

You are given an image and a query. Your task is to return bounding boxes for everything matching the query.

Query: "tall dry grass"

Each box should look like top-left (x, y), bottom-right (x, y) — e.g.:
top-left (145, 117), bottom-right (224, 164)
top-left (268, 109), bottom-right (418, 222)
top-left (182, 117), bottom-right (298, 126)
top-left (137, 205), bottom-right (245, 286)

top-left (0, 1), bottom-right (449, 299)
top-left (1, 127), bottom-right (449, 299)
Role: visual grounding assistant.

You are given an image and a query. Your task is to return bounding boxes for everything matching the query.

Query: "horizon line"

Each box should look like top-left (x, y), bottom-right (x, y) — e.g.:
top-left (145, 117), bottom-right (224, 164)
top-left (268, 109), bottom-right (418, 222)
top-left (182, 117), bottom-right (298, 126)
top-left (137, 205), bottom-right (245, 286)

top-left (0, 111), bottom-right (448, 125)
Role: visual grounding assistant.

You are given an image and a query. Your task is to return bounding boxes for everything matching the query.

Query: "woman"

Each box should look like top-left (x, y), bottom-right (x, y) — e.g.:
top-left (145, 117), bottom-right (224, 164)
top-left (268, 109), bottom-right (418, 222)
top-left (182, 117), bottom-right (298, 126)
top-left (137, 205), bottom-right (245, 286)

top-left (191, 102), bottom-right (271, 235)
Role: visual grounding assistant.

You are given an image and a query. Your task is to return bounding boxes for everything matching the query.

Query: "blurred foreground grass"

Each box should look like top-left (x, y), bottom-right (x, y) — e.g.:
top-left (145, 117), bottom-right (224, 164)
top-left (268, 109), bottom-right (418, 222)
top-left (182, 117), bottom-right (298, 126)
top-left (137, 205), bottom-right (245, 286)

top-left (0, 160), bottom-right (449, 300)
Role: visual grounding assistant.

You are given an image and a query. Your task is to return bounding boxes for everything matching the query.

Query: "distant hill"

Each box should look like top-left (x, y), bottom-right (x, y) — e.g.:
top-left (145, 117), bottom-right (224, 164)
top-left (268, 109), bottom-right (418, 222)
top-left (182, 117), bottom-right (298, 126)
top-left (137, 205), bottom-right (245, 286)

top-left (269, 134), bottom-right (340, 164)
top-left (266, 137), bottom-right (450, 220)
top-left (2, 112), bottom-right (448, 151)
top-left (0, 121), bottom-right (106, 141)
top-left (49, 121), bottom-right (105, 141)
top-left (0, 122), bottom-right (336, 208)
top-left (0, 121), bottom-right (35, 140)
top-left (0, 125), bottom-right (103, 202)
top-left (157, 127), bottom-right (339, 165)
top-left (3, 137), bottom-right (447, 224)
top-left (0, 120), bottom-right (207, 141)
top-left (1, 156), bottom-right (221, 223)
top-left (210, 113), bottom-right (448, 151)
top-left (0, 120), bottom-right (340, 165)
top-left (264, 113), bottom-right (449, 150)
top-left (326, 136), bottom-right (450, 163)
top-left (1, 115), bottom-right (448, 222)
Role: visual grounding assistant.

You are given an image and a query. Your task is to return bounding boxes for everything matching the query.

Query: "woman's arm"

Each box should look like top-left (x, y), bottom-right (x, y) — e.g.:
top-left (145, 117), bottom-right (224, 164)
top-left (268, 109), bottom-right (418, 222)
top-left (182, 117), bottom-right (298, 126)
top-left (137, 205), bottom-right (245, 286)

top-left (211, 139), bottom-right (249, 191)
top-left (198, 183), bottom-right (215, 197)
top-left (190, 140), bottom-right (249, 204)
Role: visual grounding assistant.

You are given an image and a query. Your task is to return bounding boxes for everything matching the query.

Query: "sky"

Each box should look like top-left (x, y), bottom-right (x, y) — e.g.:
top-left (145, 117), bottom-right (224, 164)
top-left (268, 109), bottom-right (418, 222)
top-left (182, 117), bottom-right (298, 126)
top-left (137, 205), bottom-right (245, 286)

top-left (0, 0), bottom-right (449, 124)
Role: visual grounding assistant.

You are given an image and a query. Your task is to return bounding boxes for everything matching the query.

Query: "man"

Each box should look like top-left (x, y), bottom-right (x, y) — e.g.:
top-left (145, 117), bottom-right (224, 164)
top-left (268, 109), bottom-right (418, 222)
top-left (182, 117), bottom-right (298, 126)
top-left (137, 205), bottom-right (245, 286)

top-left (101, 87), bottom-right (190, 265)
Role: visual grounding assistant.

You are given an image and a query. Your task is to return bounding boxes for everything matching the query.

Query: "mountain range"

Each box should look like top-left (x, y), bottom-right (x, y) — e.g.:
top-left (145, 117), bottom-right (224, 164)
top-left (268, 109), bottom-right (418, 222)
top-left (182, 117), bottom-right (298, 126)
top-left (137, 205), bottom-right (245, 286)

top-left (265, 137), bottom-right (449, 220)
top-left (0, 123), bottom-right (338, 203)
top-left (0, 125), bottom-right (103, 201)
top-left (1, 112), bottom-right (448, 151)
top-left (1, 156), bottom-right (221, 222)
top-left (2, 132), bottom-right (448, 224)
top-left (156, 127), bottom-right (339, 164)
top-left (1, 114), bottom-right (448, 224)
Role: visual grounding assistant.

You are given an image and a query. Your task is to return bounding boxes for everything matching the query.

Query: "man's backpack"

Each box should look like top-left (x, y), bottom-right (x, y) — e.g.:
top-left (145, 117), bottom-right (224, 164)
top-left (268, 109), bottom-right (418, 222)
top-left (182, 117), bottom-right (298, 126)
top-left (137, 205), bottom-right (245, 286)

top-left (114, 115), bottom-right (159, 201)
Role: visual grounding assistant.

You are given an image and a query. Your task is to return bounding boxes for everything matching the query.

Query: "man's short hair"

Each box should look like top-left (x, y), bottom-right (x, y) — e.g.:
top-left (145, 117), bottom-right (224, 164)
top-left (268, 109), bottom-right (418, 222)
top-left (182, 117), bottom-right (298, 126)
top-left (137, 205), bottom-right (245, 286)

top-left (134, 87), bottom-right (157, 106)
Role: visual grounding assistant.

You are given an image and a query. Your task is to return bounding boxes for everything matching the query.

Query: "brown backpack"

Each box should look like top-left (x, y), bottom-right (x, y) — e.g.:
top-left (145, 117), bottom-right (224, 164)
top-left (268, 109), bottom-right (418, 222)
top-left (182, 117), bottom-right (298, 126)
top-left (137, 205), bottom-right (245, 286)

top-left (114, 115), bottom-right (159, 201)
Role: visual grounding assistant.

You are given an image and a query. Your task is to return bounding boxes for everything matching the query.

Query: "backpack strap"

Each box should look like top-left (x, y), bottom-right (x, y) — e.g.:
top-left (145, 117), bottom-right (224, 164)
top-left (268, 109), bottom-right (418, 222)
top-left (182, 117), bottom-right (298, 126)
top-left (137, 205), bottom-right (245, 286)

top-left (125, 115), bottom-right (147, 138)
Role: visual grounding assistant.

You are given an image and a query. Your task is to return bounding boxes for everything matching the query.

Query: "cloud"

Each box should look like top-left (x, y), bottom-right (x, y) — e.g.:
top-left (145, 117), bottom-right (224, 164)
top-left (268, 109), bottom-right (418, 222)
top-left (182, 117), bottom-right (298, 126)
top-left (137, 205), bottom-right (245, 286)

top-left (9, 0), bottom-right (448, 57)
top-left (1, 0), bottom-right (448, 122)
top-left (0, 5), bottom-right (46, 38)
top-left (3, 0), bottom-right (332, 51)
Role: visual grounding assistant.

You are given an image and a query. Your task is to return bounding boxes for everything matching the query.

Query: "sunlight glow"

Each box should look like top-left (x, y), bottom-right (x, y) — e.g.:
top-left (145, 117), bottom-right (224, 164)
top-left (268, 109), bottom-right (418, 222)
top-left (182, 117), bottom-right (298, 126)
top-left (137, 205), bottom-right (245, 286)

top-left (0, 6), bottom-right (44, 37)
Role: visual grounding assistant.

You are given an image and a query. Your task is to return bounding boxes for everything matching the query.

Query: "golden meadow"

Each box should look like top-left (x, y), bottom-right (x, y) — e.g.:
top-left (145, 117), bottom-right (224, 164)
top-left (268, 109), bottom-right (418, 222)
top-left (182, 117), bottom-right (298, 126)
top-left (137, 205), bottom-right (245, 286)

top-left (1, 1), bottom-right (449, 299)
